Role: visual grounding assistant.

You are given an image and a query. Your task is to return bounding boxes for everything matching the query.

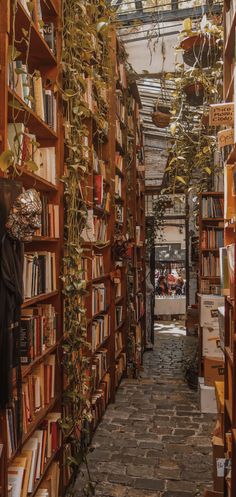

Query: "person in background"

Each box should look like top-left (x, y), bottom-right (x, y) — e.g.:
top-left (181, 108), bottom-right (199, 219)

top-left (156, 275), bottom-right (168, 296)
top-left (176, 277), bottom-right (184, 295)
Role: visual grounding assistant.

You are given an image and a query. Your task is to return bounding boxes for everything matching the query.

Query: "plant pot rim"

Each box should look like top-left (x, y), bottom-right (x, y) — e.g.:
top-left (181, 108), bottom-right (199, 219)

top-left (180, 33), bottom-right (215, 51)
top-left (184, 81), bottom-right (204, 94)
top-left (153, 106), bottom-right (171, 115)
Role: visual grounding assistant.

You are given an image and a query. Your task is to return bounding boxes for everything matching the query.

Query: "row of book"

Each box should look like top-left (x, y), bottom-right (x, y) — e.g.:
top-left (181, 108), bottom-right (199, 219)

top-left (115, 279), bottom-right (122, 299)
top-left (36, 196), bottom-right (59, 238)
top-left (92, 254), bottom-right (104, 279)
top-left (93, 149), bottom-right (108, 181)
top-left (8, 123), bottom-right (56, 185)
top-left (9, 63), bottom-right (57, 130)
top-left (92, 283), bottom-right (106, 315)
top-left (81, 210), bottom-right (108, 243)
top-left (20, 304), bottom-right (57, 364)
top-left (201, 253), bottom-right (220, 277)
top-left (93, 174), bottom-right (111, 212)
top-left (22, 355), bottom-right (56, 434)
top-left (202, 196), bottom-right (224, 218)
top-left (91, 314), bottom-right (110, 353)
top-left (115, 305), bottom-right (123, 328)
top-left (23, 252), bottom-right (57, 299)
top-left (116, 89), bottom-right (125, 124)
top-left (8, 417), bottom-right (61, 496)
top-left (91, 373), bottom-right (111, 429)
top-left (91, 348), bottom-right (109, 390)
top-left (200, 280), bottom-right (221, 295)
top-left (201, 228), bottom-right (224, 249)
top-left (19, 0), bottom-right (55, 53)
top-left (115, 353), bottom-right (126, 387)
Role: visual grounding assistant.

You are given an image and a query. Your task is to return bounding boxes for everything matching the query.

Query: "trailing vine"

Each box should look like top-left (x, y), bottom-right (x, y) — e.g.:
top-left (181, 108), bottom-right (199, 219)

top-left (60, 0), bottom-right (115, 492)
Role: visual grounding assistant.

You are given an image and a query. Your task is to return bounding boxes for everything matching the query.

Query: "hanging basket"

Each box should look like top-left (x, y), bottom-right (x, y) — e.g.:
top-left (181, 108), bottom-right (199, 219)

top-left (180, 34), bottom-right (216, 68)
top-left (184, 82), bottom-right (204, 107)
top-left (152, 106), bottom-right (171, 128)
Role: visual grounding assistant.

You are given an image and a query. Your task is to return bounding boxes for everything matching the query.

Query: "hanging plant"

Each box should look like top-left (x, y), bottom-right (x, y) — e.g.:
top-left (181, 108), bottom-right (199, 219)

top-left (183, 81), bottom-right (205, 106)
top-left (152, 103), bottom-right (171, 128)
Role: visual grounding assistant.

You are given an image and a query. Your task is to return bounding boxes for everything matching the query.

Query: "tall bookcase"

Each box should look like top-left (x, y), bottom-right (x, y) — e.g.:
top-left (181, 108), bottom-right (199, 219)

top-left (223, 1), bottom-right (236, 494)
top-left (199, 192), bottom-right (224, 296)
top-left (0, 0), bottom-right (63, 495)
top-left (0, 6), bottom-right (145, 495)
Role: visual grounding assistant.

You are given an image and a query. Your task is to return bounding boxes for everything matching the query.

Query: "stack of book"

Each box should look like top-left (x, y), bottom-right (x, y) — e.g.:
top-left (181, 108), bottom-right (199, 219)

top-left (92, 283), bottom-right (106, 315)
top-left (8, 65), bottom-right (57, 130)
top-left (21, 355), bottom-right (56, 433)
top-left (92, 348), bottom-right (109, 388)
top-left (92, 254), bottom-right (104, 279)
top-left (20, 304), bottom-right (57, 364)
top-left (201, 228), bottom-right (224, 249)
top-left (201, 253), bottom-right (220, 277)
top-left (7, 123), bottom-right (56, 184)
top-left (91, 372), bottom-right (111, 428)
top-left (8, 416), bottom-right (61, 494)
top-left (81, 210), bottom-right (108, 243)
top-left (94, 175), bottom-right (111, 212)
top-left (92, 315), bottom-right (110, 352)
top-left (23, 252), bottom-right (57, 299)
top-left (202, 196), bottom-right (224, 218)
top-left (36, 196), bottom-right (59, 238)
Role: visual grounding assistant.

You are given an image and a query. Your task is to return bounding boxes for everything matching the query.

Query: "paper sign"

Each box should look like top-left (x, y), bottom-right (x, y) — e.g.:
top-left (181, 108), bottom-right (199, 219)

top-left (216, 458), bottom-right (225, 477)
top-left (209, 103), bottom-right (234, 126)
top-left (218, 128), bottom-right (234, 148)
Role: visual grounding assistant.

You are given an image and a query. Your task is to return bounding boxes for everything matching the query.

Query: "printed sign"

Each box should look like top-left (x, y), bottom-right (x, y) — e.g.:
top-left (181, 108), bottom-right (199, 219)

top-left (216, 458), bottom-right (225, 478)
top-left (209, 103), bottom-right (234, 126)
top-left (218, 128), bottom-right (234, 148)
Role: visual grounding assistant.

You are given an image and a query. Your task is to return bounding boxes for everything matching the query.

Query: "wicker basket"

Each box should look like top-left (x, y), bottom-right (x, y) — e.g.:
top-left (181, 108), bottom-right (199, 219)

top-left (152, 107), bottom-right (171, 128)
top-left (184, 82), bottom-right (204, 107)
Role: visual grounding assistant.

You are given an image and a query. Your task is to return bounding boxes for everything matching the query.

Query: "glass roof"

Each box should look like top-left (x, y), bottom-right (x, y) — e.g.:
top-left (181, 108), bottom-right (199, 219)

top-left (112, 0), bottom-right (208, 15)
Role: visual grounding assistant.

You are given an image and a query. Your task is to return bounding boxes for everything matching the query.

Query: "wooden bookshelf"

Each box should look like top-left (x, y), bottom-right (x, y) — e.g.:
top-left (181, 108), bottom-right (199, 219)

top-left (0, 0), bottom-right (63, 494)
top-left (223, 1), bottom-right (236, 494)
top-left (198, 192), bottom-right (224, 296)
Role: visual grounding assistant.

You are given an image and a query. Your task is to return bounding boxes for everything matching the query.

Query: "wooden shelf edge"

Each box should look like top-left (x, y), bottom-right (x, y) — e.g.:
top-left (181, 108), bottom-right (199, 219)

top-left (22, 290), bottom-right (59, 308)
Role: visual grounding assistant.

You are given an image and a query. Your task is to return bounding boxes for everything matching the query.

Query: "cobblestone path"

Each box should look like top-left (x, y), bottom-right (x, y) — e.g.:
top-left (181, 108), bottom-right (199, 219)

top-left (74, 322), bottom-right (215, 497)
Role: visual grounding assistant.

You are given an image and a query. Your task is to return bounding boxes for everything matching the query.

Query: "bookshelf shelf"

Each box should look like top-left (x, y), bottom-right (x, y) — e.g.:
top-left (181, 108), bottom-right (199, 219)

top-left (19, 169), bottom-right (59, 192)
top-left (8, 88), bottom-right (58, 141)
top-left (30, 448), bottom-right (61, 497)
top-left (22, 290), bottom-right (59, 308)
top-left (115, 320), bottom-right (125, 332)
top-left (13, 1), bottom-right (58, 66)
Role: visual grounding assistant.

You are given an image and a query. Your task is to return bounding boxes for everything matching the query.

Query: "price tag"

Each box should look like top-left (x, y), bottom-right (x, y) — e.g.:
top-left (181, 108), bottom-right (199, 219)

top-left (216, 458), bottom-right (225, 477)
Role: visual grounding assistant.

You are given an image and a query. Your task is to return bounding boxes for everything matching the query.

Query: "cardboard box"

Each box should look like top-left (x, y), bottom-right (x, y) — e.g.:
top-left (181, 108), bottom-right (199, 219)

top-left (202, 326), bottom-right (224, 359)
top-left (212, 436), bottom-right (225, 492)
top-left (199, 294), bottom-right (224, 328)
top-left (199, 377), bottom-right (217, 413)
top-left (204, 357), bottom-right (225, 387)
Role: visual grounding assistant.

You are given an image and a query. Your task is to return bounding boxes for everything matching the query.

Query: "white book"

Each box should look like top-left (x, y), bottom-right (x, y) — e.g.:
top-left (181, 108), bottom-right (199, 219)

top-left (8, 466), bottom-right (24, 497)
top-left (34, 430), bottom-right (44, 479)
top-left (24, 437), bottom-right (39, 493)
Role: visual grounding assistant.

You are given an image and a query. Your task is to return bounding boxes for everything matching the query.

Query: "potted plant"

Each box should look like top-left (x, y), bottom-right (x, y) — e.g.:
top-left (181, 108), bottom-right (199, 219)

top-left (184, 81), bottom-right (204, 106)
top-left (152, 103), bottom-right (171, 128)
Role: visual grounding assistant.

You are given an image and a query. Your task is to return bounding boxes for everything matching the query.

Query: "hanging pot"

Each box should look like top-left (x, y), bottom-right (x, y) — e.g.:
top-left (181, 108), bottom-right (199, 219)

top-left (180, 34), bottom-right (216, 68)
top-left (151, 105), bottom-right (171, 128)
top-left (184, 82), bottom-right (204, 106)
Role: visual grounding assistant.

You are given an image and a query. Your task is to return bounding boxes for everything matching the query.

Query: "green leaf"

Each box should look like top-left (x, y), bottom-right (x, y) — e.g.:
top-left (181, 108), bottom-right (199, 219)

top-left (176, 176), bottom-right (186, 185)
top-left (0, 150), bottom-right (14, 171)
top-left (24, 160), bottom-right (39, 172)
top-left (204, 167), bottom-right (212, 175)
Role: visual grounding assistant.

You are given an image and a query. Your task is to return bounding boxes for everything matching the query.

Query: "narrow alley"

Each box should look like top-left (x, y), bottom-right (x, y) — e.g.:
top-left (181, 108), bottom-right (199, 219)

top-left (75, 323), bottom-right (215, 497)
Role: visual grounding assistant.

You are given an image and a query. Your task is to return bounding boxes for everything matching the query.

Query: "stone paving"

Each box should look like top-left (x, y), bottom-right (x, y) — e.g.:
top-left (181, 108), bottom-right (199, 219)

top-left (74, 321), bottom-right (215, 497)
